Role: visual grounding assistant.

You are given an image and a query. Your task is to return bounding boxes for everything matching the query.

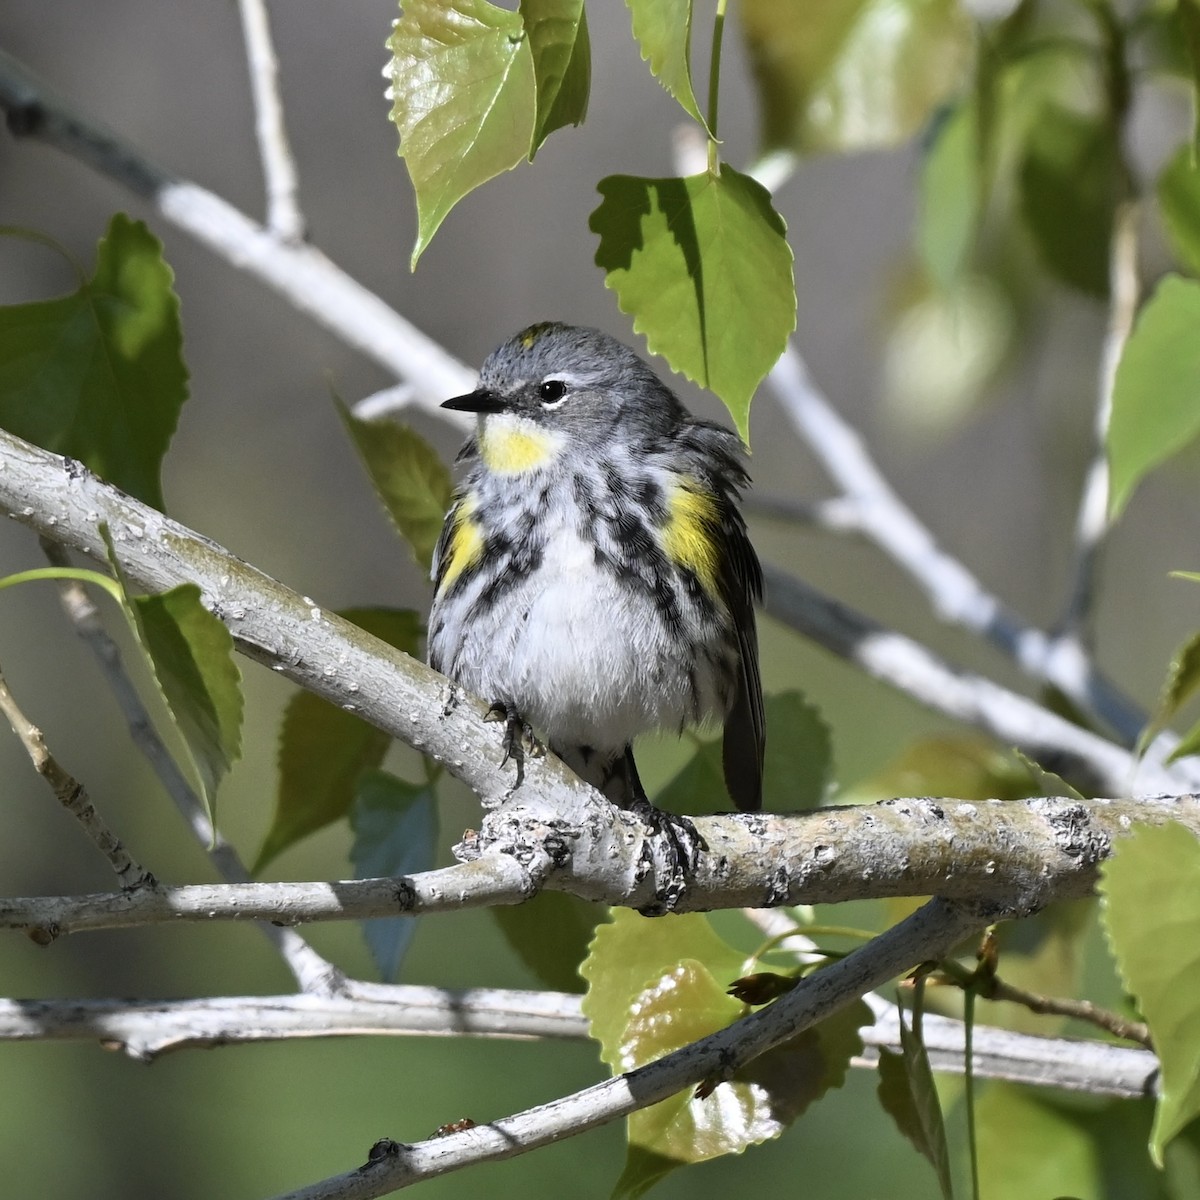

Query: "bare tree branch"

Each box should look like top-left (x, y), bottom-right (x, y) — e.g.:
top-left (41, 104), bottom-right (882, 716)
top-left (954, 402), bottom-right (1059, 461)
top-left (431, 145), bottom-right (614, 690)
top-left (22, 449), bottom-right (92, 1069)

top-left (0, 988), bottom-right (588, 1061)
top-left (1057, 198), bottom-right (1140, 643)
top-left (237, 0), bottom-right (305, 242)
top-left (0, 661), bottom-right (154, 889)
top-left (761, 563), bottom-right (1181, 796)
top-left (765, 344), bottom-right (1148, 745)
top-left (0, 988), bottom-right (1155, 1098)
top-left (270, 898), bottom-right (987, 1200)
top-left (4, 791), bottom-right (1198, 938)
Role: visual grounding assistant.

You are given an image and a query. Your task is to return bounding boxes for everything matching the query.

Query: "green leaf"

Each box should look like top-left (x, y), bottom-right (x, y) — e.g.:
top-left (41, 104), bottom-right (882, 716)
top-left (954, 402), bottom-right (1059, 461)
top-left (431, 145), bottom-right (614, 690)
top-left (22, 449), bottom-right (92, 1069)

top-left (918, 104), bottom-right (980, 289)
top-left (336, 400), bottom-right (453, 572)
top-left (0, 214), bottom-right (187, 510)
top-left (492, 892), bottom-right (602, 993)
top-left (583, 910), bottom-right (868, 1192)
top-left (1017, 104), bottom-right (1119, 296)
top-left (256, 608), bottom-right (422, 871)
top-left (612, 959), bottom-right (869, 1192)
top-left (591, 165), bottom-right (795, 441)
top-left (1158, 144), bottom-right (1200, 278)
top-left (1141, 629), bottom-right (1200, 754)
top-left (1169, 714), bottom-right (1200, 763)
top-left (761, 690), bottom-right (832, 811)
top-left (387, 0), bottom-right (536, 267)
top-left (739, 0), bottom-right (971, 154)
top-left (131, 587), bottom-right (243, 817)
top-left (349, 769), bottom-right (438, 982)
top-left (1100, 822), bottom-right (1200, 1163)
top-left (877, 1014), bottom-right (954, 1199)
top-left (1108, 274), bottom-right (1200, 516)
top-left (522, 0), bottom-right (590, 153)
top-left (581, 909), bottom-right (748, 1066)
top-left (100, 527), bottom-right (243, 823)
top-left (625, 0), bottom-right (708, 131)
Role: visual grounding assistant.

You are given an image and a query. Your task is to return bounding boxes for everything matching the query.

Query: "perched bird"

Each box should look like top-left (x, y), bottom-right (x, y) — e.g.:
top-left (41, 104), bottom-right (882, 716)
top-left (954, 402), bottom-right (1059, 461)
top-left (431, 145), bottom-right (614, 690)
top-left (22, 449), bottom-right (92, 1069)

top-left (427, 322), bottom-right (764, 813)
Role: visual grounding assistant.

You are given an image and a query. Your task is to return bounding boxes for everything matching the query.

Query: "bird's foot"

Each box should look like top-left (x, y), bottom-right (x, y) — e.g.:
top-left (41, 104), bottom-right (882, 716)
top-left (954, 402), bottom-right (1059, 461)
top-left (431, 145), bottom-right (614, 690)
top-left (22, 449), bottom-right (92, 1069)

top-left (629, 795), bottom-right (707, 915)
top-left (485, 702), bottom-right (543, 779)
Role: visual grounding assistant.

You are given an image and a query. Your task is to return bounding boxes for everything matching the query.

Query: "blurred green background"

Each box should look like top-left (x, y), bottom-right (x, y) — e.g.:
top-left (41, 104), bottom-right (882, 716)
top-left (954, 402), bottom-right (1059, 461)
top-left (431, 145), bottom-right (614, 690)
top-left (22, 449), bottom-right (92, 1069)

top-left (2, 2), bottom-right (1199, 1197)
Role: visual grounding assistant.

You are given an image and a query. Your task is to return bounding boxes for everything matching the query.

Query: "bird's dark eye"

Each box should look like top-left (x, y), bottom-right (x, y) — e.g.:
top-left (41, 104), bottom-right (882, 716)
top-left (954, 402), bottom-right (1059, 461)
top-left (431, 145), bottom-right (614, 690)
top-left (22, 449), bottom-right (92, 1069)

top-left (539, 380), bottom-right (568, 406)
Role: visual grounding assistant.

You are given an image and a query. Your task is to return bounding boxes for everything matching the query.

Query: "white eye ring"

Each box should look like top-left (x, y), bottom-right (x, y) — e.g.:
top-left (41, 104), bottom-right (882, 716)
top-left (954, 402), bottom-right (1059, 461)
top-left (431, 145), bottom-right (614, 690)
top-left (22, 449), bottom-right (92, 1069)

top-left (539, 380), bottom-right (569, 408)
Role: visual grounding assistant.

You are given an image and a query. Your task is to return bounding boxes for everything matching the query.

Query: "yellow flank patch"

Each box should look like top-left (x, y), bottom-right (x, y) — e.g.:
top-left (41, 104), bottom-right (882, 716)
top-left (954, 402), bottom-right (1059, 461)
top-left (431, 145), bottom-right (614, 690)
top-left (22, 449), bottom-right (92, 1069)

top-left (438, 498), bottom-right (483, 594)
top-left (479, 416), bottom-right (562, 474)
top-left (662, 480), bottom-right (720, 596)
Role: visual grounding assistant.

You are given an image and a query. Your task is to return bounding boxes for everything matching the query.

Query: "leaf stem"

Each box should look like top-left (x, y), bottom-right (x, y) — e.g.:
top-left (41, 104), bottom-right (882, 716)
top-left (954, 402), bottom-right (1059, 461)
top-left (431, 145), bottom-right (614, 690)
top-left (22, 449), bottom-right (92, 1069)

top-left (706, 0), bottom-right (727, 174)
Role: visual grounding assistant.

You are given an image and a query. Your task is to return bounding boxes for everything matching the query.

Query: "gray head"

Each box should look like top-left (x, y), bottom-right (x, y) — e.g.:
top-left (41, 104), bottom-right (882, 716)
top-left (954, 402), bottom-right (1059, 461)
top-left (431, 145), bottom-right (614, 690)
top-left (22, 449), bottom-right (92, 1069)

top-left (442, 323), bottom-right (686, 442)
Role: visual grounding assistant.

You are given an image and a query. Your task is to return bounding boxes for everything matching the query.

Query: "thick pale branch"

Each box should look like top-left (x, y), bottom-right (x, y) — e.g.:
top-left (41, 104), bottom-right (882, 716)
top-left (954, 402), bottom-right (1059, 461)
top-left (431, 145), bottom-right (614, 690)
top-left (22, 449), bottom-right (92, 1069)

top-left (273, 898), bottom-right (986, 1199)
top-left (4, 794), bottom-right (1198, 938)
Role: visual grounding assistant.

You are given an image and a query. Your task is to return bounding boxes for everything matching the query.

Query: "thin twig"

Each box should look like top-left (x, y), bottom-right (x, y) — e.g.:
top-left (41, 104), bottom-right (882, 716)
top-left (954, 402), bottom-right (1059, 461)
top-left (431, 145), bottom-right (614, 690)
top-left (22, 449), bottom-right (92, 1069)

top-left (40, 542), bottom-right (342, 994)
top-left (269, 898), bottom-right (987, 1200)
top-left (765, 344), bottom-right (1148, 745)
top-left (0, 663), bottom-right (154, 889)
top-left (237, 0), bottom-right (305, 242)
top-left (1055, 198), bottom-right (1140, 643)
top-left (967, 969), bottom-right (1151, 1048)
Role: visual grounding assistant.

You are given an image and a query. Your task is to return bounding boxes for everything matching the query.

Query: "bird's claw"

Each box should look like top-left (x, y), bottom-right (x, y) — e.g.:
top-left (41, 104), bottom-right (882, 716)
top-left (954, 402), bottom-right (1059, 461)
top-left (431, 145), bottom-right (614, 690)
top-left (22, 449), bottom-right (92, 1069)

top-left (630, 795), bottom-right (706, 915)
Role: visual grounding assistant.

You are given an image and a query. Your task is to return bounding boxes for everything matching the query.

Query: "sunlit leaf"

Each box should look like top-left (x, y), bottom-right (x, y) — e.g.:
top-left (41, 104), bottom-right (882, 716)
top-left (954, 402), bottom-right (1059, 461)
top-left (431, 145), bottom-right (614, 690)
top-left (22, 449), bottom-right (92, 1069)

top-left (1108, 274), bottom-right (1200, 516)
top-left (387, 0), bottom-right (536, 265)
top-left (0, 214), bottom-right (187, 510)
top-left (256, 608), bottom-right (422, 871)
top-left (522, 0), bottom-right (590, 152)
top-left (1101, 822), bottom-right (1200, 1163)
top-left (739, 0), bottom-right (971, 154)
top-left (349, 769), bottom-right (438, 982)
top-left (584, 910), bottom-right (867, 1193)
top-left (591, 165), bottom-right (795, 441)
top-left (626, 0), bottom-right (708, 130)
top-left (336, 400), bottom-right (453, 572)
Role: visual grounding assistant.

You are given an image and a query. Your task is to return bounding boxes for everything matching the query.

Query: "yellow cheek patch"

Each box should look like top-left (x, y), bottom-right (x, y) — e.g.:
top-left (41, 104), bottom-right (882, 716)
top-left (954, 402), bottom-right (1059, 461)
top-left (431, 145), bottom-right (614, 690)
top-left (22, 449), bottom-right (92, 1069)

top-left (438, 499), bottom-right (484, 595)
top-left (479, 416), bottom-right (563, 475)
top-left (662, 481), bottom-right (720, 596)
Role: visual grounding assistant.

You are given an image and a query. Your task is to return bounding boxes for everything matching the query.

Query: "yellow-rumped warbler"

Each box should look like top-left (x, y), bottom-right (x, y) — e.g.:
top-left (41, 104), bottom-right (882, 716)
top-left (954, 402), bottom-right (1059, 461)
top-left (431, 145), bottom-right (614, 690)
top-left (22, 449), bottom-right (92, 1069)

top-left (428, 322), bottom-right (764, 813)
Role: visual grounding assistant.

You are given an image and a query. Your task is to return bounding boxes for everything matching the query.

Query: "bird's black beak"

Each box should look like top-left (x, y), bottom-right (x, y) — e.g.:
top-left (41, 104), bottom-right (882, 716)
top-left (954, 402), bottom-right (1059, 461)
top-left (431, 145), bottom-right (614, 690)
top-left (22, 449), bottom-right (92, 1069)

top-left (441, 388), bottom-right (506, 414)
